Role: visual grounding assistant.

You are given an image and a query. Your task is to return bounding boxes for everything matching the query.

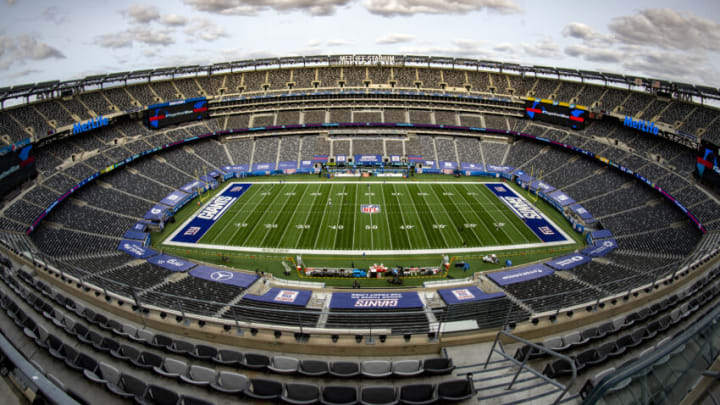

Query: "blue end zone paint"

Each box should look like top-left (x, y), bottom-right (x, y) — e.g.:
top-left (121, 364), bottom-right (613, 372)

top-left (172, 184), bottom-right (251, 243)
top-left (485, 183), bottom-right (566, 243)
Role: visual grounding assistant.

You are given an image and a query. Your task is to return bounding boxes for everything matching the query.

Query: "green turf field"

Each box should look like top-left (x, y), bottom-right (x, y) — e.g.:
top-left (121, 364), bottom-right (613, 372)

top-left (164, 180), bottom-right (573, 254)
top-left (154, 176), bottom-right (584, 286)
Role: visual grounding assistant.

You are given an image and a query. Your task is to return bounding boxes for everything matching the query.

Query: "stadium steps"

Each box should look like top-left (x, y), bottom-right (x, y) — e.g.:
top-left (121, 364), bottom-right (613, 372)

top-left (138, 272), bottom-right (189, 298)
top-left (296, 137), bottom-right (303, 167)
top-left (478, 139), bottom-right (487, 167)
top-left (500, 143), bottom-right (511, 166)
top-left (249, 139), bottom-right (256, 168)
top-left (315, 293), bottom-right (333, 328)
top-left (454, 353), bottom-right (580, 405)
top-left (453, 138), bottom-right (461, 166)
top-left (431, 137), bottom-right (440, 164)
top-left (554, 271), bottom-right (604, 295)
top-left (214, 286), bottom-right (254, 319)
top-left (481, 276), bottom-right (533, 316)
top-left (575, 180), bottom-right (634, 206)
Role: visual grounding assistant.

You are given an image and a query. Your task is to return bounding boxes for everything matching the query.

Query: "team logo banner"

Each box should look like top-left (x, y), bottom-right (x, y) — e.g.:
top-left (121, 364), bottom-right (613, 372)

top-left (252, 162), bottom-right (274, 171)
top-left (160, 190), bottom-right (190, 209)
top-left (582, 239), bottom-right (618, 257)
top-left (390, 155), bottom-right (401, 163)
top-left (117, 240), bottom-right (158, 259)
top-left (123, 230), bottom-right (148, 241)
top-left (221, 165), bottom-right (249, 173)
top-left (355, 154), bottom-right (382, 164)
top-left (131, 222), bottom-right (148, 232)
top-left (189, 265), bottom-right (259, 288)
top-left (423, 160), bottom-right (437, 169)
top-left (148, 254), bottom-right (196, 272)
top-left (330, 292), bottom-right (423, 309)
top-left (485, 183), bottom-right (566, 242)
top-left (172, 184), bottom-right (251, 243)
top-left (548, 190), bottom-right (576, 207)
top-left (243, 288), bottom-right (312, 307)
top-left (486, 164), bottom-right (514, 173)
top-left (299, 160), bottom-right (314, 168)
top-left (437, 286), bottom-right (506, 305)
top-left (487, 264), bottom-right (554, 286)
top-left (460, 163), bottom-right (484, 171)
top-left (440, 161), bottom-right (458, 169)
top-left (278, 161), bottom-right (298, 170)
top-left (361, 204), bottom-right (380, 214)
top-left (529, 180), bottom-right (556, 193)
top-left (570, 204), bottom-right (594, 221)
top-left (546, 253), bottom-right (592, 270)
top-left (144, 204), bottom-right (169, 221)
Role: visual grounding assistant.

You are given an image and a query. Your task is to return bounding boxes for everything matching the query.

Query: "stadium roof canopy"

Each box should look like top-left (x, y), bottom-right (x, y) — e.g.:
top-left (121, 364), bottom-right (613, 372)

top-left (1, 54), bottom-right (719, 105)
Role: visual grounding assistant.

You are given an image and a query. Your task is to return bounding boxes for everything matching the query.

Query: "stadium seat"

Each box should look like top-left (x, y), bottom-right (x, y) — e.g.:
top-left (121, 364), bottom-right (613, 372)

top-left (423, 358), bottom-right (455, 375)
top-left (213, 349), bottom-right (243, 366)
top-left (140, 385), bottom-right (179, 405)
top-left (191, 344), bottom-right (218, 360)
top-left (180, 365), bottom-right (216, 386)
top-left (321, 385), bottom-right (358, 405)
top-left (400, 383), bottom-right (437, 405)
top-left (282, 383), bottom-right (321, 405)
top-left (67, 352), bottom-right (98, 373)
top-left (93, 337), bottom-right (120, 353)
top-left (84, 362), bottom-right (120, 385)
top-left (168, 339), bottom-right (195, 355)
top-left (106, 373), bottom-right (146, 400)
top-left (268, 356), bottom-right (299, 374)
top-left (129, 329), bottom-right (154, 345)
top-left (361, 360), bottom-right (392, 378)
top-left (391, 359), bottom-right (423, 377)
top-left (437, 378), bottom-right (474, 402)
top-left (243, 353), bottom-right (271, 370)
top-left (580, 367), bottom-right (615, 399)
top-left (110, 344), bottom-right (140, 362)
top-left (329, 361), bottom-right (360, 377)
top-left (246, 378), bottom-right (283, 400)
top-left (180, 395), bottom-right (215, 405)
top-left (360, 385), bottom-right (400, 405)
top-left (153, 357), bottom-right (188, 378)
top-left (150, 334), bottom-right (173, 350)
top-left (80, 330), bottom-right (103, 347)
top-left (299, 359), bottom-right (329, 376)
top-left (131, 351), bottom-right (164, 370)
top-left (209, 370), bottom-right (248, 394)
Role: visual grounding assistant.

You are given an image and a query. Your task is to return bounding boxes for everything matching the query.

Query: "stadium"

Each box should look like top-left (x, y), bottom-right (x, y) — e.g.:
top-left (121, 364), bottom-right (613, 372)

top-left (1, 47), bottom-right (720, 405)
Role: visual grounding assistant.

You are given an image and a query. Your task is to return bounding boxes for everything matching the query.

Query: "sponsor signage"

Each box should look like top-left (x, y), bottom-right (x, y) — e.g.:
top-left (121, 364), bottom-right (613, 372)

top-left (437, 286), bottom-right (506, 305)
top-left (221, 165), bottom-right (249, 173)
top-left (440, 161), bottom-right (458, 169)
top-left (624, 116), bottom-right (659, 135)
top-left (160, 190), bottom-right (189, 208)
top-left (278, 161), bottom-right (298, 170)
top-left (172, 184), bottom-right (251, 243)
top-left (390, 155), bottom-right (401, 163)
top-left (354, 154), bottom-right (382, 164)
top-left (546, 253), bottom-right (592, 270)
top-left (148, 254), bottom-right (196, 272)
top-left (330, 292), bottom-right (423, 309)
top-left (486, 183), bottom-right (566, 242)
top-left (123, 230), bottom-right (147, 241)
top-left (529, 180), bottom-right (555, 193)
top-left (299, 160), bottom-right (314, 168)
top-left (570, 204), bottom-right (594, 221)
top-left (180, 180), bottom-right (208, 194)
top-left (487, 264), bottom-right (554, 286)
top-left (73, 116), bottom-right (109, 135)
top-left (243, 288), bottom-right (312, 306)
top-left (189, 265), bottom-right (259, 288)
top-left (252, 162), bottom-right (273, 171)
top-left (117, 240), bottom-right (157, 259)
top-left (486, 164), bottom-right (513, 173)
top-left (582, 239), bottom-right (618, 257)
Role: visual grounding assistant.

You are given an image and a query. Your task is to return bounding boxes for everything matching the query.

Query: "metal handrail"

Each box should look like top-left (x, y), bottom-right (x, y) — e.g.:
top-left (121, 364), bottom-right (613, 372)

top-left (484, 330), bottom-right (576, 405)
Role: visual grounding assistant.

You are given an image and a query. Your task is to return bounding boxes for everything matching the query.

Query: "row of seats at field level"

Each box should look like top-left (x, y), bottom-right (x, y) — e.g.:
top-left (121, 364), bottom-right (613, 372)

top-left (514, 265), bottom-right (720, 378)
top-left (5, 266), bottom-right (456, 378)
top-left (0, 281), bottom-right (473, 405)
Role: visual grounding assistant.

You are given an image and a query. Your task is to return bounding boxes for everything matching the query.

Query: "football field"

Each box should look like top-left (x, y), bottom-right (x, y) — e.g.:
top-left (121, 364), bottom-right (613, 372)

top-left (163, 181), bottom-right (573, 255)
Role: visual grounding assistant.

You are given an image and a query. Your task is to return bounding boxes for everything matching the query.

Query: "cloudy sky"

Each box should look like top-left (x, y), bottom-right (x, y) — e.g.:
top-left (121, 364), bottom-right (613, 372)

top-left (1, 0), bottom-right (720, 88)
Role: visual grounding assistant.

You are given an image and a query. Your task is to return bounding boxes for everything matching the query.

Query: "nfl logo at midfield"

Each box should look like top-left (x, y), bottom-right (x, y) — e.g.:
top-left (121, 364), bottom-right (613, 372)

top-left (361, 204), bottom-right (380, 214)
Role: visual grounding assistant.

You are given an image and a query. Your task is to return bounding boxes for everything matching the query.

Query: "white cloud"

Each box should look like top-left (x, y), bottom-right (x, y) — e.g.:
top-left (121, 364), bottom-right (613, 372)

top-left (184, 19), bottom-right (227, 42)
top-left (184, 0), bottom-right (353, 16)
top-left (162, 14), bottom-right (188, 26)
top-left (364, 0), bottom-right (522, 17)
top-left (95, 27), bottom-right (175, 48)
top-left (121, 4), bottom-right (160, 24)
top-left (376, 33), bottom-right (415, 45)
top-left (326, 39), bottom-right (353, 47)
top-left (609, 8), bottom-right (720, 51)
top-left (0, 35), bottom-right (65, 70)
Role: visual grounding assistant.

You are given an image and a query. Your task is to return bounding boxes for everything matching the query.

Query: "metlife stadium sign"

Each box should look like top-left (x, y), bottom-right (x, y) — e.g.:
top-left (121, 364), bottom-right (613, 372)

top-left (73, 116), bottom-right (109, 135)
top-left (624, 116), bottom-right (660, 135)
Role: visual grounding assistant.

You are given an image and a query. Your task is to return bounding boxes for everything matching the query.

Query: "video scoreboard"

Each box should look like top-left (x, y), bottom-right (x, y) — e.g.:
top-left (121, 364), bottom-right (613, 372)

top-left (145, 97), bottom-right (208, 129)
top-left (524, 98), bottom-right (587, 130)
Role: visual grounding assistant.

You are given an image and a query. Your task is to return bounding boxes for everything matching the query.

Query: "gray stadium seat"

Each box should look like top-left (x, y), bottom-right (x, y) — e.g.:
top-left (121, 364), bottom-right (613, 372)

top-left (153, 357), bottom-right (188, 378)
top-left (180, 365), bottom-right (216, 386)
top-left (329, 361), bottom-right (360, 378)
top-left (392, 359), bottom-right (423, 377)
top-left (210, 370), bottom-right (248, 394)
top-left (269, 356), bottom-right (299, 374)
top-left (361, 360), bottom-right (392, 378)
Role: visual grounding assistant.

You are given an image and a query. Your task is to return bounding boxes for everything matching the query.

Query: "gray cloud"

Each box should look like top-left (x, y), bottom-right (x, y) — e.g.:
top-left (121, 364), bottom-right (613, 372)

top-left (162, 14), bottom-right (188, 26)
top-left (41, 6), bottom-right (65, 24)
top-left (95, 27), bottom-right (174, 49)
top-left (609, 8), bottom-right (720, 51)
top-left (364, 0), bottom-right (522, 17)
top-left (376, 33), bottom-right (415, 45)
top-left (121, 4), bottom-right (160, 23)
top-left (184, 0), bottom-right (352, 16)
top-left (522, 39), bottom-right (561, 59)
top-left (0, 35), bottom-right (65, 70)
top-left (564, 45), bottom-right (623, 63)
